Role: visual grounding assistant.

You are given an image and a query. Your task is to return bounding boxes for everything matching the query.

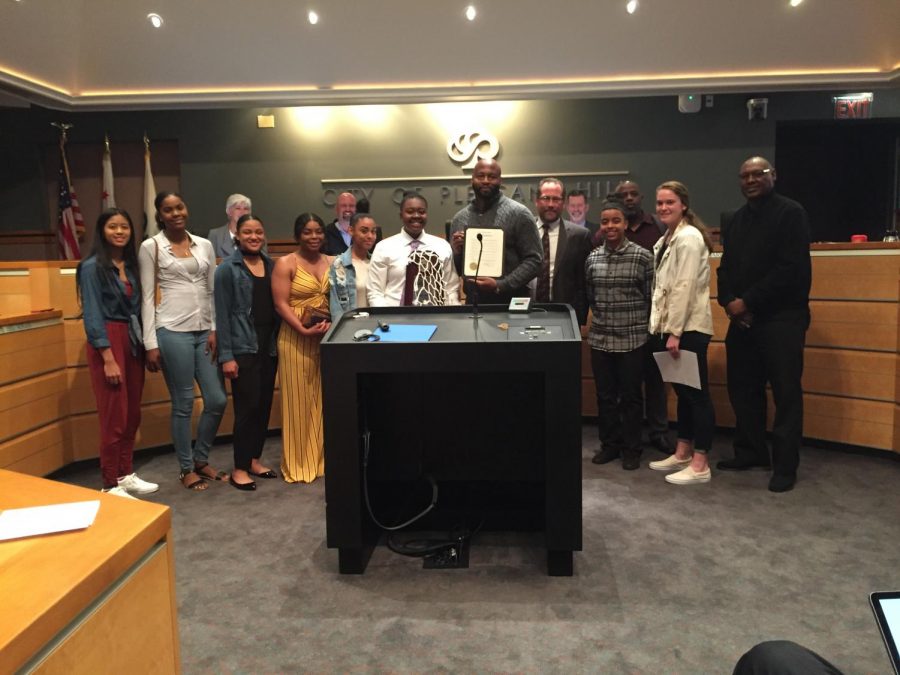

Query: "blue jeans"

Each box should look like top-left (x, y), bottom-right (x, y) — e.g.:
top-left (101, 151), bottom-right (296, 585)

top-left (157, 328), bottom-right (226, 473)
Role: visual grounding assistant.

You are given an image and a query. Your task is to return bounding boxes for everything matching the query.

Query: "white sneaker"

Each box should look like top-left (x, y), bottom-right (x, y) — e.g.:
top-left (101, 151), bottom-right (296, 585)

top-left (102, 486), bottom-right (138, 500)
top-left (665, 466), bottom-right (712, 485)
top-left (117, 473), bottom-right (159, 495)
top-left (649, 454), bottom-right (692, 471)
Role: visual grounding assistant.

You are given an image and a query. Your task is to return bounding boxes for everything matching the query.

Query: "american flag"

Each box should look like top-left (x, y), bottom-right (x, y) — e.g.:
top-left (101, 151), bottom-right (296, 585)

top-left (57, 158), bottom-right (83, 260)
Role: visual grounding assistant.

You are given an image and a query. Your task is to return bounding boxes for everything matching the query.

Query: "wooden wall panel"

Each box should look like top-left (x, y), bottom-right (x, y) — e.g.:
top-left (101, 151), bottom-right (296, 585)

top-left (0, 269), bottom-right (32, 317)
top-left (803, 348), bottom-right (896, 401)
top-left (806, 301), bottom-right (897, 352)
top-left (63, 319), bottom-right (88, 367)
top-left (0, 422), bottom-right (65, 472)
top-left (808, 255), bottom-right (900, 301)
top-left (55, 267), bottom-right (80, 318)
top-left (31, 545), bottom-right (179, 675)
top-left (0, 371), bottom-right (66, 444)
top-left (805, 395), bottom-right (895, 449)
top-left (0, 323), bottom-right (65, 386)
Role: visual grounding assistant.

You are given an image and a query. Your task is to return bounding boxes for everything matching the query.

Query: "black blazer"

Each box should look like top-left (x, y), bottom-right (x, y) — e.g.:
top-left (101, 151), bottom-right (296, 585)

top-left (323, 220), bottom-right (383, 255)
top-left (551, 221), bottom-right (592, 325)
top-left (323, 222), bottom-right (348, 256)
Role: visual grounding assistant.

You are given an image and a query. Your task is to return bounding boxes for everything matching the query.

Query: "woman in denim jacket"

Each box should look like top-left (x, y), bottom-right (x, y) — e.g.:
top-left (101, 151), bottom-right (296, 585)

top-left (328, 213), bottom-right (378, 316)
top-left (214, 215), bottom-right (281, 491)
top-left (77, 208), bottom-right (158, 499)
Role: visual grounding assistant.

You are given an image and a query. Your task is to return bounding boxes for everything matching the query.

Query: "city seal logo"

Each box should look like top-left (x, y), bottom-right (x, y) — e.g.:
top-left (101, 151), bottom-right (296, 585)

top-left (447, 130), bottom-right (500, 169)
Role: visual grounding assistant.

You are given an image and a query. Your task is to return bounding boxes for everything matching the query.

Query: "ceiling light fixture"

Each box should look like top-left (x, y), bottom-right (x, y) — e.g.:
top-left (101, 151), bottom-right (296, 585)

top-left (789, 0), bottom-right (803, 6)
top-left (465, 5), bottom-right (476, 21)
top-left (308, 10), bottom-right (319, 25)
top-left (147, 13), bottom-right (163, 28)
top-left (626, 0), bottom-right (638, 14)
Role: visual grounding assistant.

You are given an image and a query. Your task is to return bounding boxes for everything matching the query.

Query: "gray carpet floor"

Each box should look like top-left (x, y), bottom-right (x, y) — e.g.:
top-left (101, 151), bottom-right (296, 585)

top-left (55, 427), bottom-right (900, 674)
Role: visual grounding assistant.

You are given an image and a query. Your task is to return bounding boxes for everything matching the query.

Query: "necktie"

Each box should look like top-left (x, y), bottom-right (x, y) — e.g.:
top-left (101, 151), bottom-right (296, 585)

top-left (535, 224), bottom-right (551, 302)
top-left (402, 239), bottom-right (421, 305)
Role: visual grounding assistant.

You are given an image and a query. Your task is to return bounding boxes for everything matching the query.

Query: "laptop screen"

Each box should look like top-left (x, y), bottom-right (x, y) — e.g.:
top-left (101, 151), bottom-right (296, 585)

top-left (871, 591), bottom-right (900, 675)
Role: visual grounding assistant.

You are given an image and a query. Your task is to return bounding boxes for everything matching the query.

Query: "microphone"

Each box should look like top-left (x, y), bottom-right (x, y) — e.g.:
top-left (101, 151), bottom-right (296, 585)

top-left (470, 232), bottom-right (484, 319)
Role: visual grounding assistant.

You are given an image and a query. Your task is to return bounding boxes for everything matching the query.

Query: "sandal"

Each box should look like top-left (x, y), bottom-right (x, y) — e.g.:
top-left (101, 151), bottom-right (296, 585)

top-left (180, 471), bottom-right (209, 491)
top-left (195, 463), bottom-right (228, 482)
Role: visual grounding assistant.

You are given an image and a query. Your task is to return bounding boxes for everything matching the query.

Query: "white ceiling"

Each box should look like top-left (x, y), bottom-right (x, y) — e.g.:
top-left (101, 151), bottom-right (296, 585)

top-left (1, 0), bottom-right (898, 110)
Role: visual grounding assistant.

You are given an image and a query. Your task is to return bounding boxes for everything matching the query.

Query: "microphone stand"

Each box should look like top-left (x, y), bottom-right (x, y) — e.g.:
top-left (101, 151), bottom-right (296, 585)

top-left (469, 233), bottom-right (484, 319)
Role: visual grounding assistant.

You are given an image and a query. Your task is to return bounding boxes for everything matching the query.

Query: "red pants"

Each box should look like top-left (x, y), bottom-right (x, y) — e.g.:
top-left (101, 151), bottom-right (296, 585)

top-left (86, 322), bottom-right (145, 488)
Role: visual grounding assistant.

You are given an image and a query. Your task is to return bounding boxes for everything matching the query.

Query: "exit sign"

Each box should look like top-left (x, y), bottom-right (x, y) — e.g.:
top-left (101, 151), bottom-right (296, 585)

top-left (833, 93), bottom-right (873, 119)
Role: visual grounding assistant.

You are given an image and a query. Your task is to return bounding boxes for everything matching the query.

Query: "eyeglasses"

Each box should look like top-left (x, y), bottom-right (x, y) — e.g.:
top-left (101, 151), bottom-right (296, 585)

top-left (739, 168), bottom-right (772, 181)
top-left (537, 196), bottom-right (564, 203)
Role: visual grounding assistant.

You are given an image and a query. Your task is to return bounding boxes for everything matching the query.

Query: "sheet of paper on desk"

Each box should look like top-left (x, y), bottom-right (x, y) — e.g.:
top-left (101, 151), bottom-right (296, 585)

top-left (375, 324), bottom-right (437, 342)
top-left (653, 349), bottom-right (701, 390)
top-left (0, 500), bottom-right (101, 541)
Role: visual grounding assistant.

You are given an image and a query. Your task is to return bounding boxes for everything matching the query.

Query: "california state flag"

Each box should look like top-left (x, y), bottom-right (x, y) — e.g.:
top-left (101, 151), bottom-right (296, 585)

top-left (101, 135), bottom-right (116, 209)
top-left (143, 135), bottom-right (159, 237)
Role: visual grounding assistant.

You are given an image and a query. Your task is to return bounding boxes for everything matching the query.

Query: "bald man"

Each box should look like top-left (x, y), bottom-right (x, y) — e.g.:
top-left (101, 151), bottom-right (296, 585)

top-left (449, 159), bottom-right (542, 304)
top-left (716, 156), bottom-right (811, 493)
top-left (323, 191), bottom-right (357, 255)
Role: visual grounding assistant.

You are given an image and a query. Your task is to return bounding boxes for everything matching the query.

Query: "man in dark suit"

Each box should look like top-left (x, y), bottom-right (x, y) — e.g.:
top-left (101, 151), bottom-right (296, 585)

top-left (564, 189), bottom-right (600, 242)
top-left (323, 191), bottom-right (357, 255)
top-left (532, 177), bottom-right (592, 325)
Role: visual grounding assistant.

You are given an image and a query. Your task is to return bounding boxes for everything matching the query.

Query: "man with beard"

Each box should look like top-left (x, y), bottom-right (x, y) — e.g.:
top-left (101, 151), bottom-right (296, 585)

top-left (531, 178), bottom-right (591, 324)
top-left (616, 180), bottom-right (665, 250)
top-left (615, 179), bottom-right (670, 455)
top-left (450, 159), bottom-right (542, 305)
top-left (564, 189), bottom-right (599, 241)
top-left (716, 156), bottom-right (811, 493)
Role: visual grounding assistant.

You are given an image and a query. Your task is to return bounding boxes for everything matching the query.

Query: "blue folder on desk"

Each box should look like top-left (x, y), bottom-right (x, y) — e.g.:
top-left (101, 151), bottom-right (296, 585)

top-left (374, 324), bottom-right (437, 342)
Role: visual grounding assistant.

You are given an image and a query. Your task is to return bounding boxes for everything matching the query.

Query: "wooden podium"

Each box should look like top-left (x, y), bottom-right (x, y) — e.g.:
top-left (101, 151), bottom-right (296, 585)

top-left (0, 470), bottom-right (180, 673)
top-left (321, 304), bottom-right (583, 576)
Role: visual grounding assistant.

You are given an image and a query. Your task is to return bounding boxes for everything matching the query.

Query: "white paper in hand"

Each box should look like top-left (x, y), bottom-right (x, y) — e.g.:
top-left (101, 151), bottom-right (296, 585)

top-left (653, 349), bottom-right (702, 390)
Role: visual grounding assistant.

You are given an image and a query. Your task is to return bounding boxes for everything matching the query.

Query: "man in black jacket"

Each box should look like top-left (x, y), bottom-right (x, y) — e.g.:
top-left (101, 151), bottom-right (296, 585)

top-left (323, 191), bottom-right (357, 255)
top-left (716, 156), bottom-right (812, 492)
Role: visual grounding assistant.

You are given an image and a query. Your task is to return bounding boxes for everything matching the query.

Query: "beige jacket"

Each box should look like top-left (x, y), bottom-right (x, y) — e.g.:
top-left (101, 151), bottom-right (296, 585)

top-left (649, 221), bottom-right (714, 337)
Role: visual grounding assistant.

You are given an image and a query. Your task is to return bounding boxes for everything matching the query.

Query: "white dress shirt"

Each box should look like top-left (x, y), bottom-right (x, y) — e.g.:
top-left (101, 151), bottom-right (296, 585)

top-left (366, 230), bottom-right (460, 307)
top-left (533, 217), bottom-right (560, 300)
top-left (138, 231), bottom-right (217, 350)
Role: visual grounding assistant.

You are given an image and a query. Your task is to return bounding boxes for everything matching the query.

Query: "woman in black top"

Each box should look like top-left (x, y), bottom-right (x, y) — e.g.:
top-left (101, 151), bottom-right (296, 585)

top-left (214, 215), bottom-right (281, 491)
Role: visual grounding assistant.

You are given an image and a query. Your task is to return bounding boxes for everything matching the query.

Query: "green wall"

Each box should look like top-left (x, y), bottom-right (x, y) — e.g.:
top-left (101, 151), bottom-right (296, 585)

top-left (4, 88), bottom-right (899, 241)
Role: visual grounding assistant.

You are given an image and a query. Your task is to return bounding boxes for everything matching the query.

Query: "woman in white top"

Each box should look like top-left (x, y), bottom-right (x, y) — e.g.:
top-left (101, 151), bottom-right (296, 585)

top-left (328, 212), bottom-right (378, 316)
top-left (647, 181), bottom-right (716, 486)
top-left (139, 191), bottom-right (228, 491)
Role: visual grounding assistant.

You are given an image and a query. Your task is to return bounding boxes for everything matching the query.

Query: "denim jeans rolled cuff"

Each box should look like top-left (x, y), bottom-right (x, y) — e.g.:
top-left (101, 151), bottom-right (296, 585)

top-left (671, 330), bottom-right (715, 453)
top-left (156, 327), bottom-right (227, 472)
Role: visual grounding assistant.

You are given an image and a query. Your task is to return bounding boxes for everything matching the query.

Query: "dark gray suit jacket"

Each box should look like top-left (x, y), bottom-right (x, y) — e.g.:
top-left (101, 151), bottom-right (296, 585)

top-left (537, 220), bottom-right (592, 325)
top-left (207, 224), bottom-right (268, 260)
top-left (207, 225), bottom-right (237, 259)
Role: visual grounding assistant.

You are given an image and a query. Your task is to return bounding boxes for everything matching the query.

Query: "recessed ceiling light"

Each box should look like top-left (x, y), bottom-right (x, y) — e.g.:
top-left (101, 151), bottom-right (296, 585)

top-left (465, 5), bottom-right (476, 21)
top-left (626, 0), bottom-right (638, 14)
top-left (147, 13), bottom-right (163, 28)
top-left (789, 0), bottom-right (803, 5)
top-left (308, 10), bottom-right (319, 25)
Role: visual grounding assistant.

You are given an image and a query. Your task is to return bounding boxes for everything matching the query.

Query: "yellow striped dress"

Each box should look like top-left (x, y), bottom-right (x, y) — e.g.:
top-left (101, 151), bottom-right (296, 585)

top-left (278, 264), bottom-right (330, 483)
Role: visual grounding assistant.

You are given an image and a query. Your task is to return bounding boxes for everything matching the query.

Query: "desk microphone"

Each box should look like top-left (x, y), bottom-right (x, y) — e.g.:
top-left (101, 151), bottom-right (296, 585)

top-left (470, 233), bottom-right (484, 319)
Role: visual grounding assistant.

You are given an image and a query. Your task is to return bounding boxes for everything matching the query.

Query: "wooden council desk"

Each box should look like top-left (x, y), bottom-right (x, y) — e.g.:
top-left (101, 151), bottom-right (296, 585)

top-left (0, 470), bottom-right (180, 674)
